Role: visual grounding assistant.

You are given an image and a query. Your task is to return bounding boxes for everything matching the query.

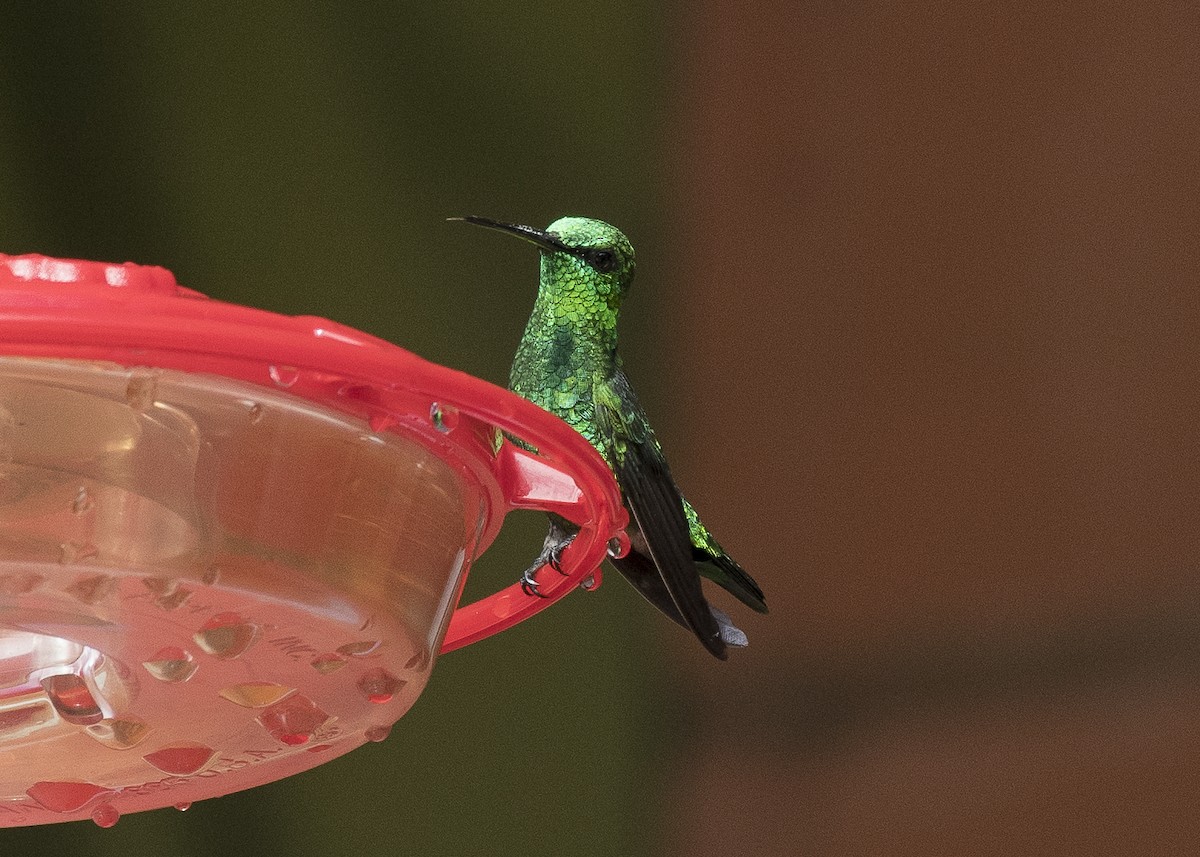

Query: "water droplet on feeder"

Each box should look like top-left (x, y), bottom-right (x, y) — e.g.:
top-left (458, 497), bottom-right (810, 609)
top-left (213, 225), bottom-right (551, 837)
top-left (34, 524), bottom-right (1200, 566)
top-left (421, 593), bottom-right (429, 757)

top-left (268, 365), bottom-right (299, 389)
top-left (357, 667), bottom-right (405, 704)
top-left (91, 803), bottom-right (120, 828)
top-left (143, 576), bottom-right (192, 611)
top-left (403, 649), bottom-right (431, 671)
top-left (193, 613), bottom-right (260, 659)
top-left (310, 653), bottom-right (347, 674)
top-left (0, 570), bottom-right (44, 594)
top-left (336, 640), bottom-right (381, 658)
top-left (144, 744), bottom-right (216, 775)
top-left (125, 370), bottom-right (158, 411)
top-left (606, 532), bottom-right (631, 559)
top-left (247, 402), bottom-right (265, 424)
top-left (26, 781), bottom-right (113, 813)
top-left (64, 572), bottom-right (114, 608)
top-left (71, 486), bottom-right (93, 515)
top-left (256, 694), bottom-right (330, 746)
top-left (429, 402), bottom-right (459, 433)
top-left (365, 724), bottom-right (392, 743)
top-left (174, 802), bottom-right (192, 812)
top-left (86, 716), bottom-right (151, 749)
top-left (143, 646), bottom-right (198, 683)
top-left (218, 682), bottom-right (296, 708)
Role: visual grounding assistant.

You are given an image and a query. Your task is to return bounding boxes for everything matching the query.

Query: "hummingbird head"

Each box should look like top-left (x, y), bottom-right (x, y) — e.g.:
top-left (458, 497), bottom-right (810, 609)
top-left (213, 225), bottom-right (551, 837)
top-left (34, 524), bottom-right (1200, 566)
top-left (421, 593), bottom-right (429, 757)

top-left (453, 215), bottom-right (636, 315)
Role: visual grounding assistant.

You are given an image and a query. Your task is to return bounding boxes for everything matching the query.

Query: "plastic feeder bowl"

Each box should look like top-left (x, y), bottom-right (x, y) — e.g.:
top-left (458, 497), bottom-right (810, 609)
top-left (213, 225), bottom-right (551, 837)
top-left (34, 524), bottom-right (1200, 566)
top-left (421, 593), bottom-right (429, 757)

top-left (0, 254), bottom-right (629, 828)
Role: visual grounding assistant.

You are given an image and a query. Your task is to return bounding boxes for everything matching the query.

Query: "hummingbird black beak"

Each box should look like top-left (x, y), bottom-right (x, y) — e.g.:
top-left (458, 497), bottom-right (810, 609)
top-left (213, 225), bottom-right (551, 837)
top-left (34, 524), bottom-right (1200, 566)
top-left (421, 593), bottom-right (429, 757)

top-left (449, 216), bottom-right (571, 255)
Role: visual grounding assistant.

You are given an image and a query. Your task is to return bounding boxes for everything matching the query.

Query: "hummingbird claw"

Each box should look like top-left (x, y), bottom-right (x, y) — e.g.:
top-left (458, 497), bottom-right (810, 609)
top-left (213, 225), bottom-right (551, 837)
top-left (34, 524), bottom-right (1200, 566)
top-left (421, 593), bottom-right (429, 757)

top-left (547, 533), bottom-right (577, 575)
top-left (519, 526), bottom-right (576, 595)
top-left (519, 566), bottom-right (549, 598)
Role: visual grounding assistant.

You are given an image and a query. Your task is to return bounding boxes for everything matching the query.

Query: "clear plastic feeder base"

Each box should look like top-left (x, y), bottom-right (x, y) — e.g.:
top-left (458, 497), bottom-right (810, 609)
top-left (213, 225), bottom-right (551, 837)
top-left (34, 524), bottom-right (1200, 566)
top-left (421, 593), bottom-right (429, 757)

top-left (0, 254), bottom-right (627, 826)
top-left (0, 358), bottom-right (462, 825)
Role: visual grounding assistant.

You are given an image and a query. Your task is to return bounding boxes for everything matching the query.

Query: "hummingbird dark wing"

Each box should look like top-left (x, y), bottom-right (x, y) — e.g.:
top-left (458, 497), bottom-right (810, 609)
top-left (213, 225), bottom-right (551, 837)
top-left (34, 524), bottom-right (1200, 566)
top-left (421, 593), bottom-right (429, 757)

top-left (610, 538), bottom-right (749, 648)
top-left (595, 371), bottom-right (727, 660)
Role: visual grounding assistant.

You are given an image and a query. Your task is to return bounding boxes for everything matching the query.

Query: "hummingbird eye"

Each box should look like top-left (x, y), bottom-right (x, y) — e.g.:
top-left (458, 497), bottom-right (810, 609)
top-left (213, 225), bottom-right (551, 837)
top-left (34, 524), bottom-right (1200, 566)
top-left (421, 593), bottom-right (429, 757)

top-left (585, 248), bottom-right (618, 273)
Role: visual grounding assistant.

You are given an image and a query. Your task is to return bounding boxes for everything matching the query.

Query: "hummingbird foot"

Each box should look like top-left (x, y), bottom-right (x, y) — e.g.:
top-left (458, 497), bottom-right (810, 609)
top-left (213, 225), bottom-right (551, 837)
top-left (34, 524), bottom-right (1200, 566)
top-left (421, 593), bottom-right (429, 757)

top-left (519, 523), bottom-right (577, 596)
top-left (711, 607), bottom-right (749, 648)
top-left (519, 564), bottom-right (550, 598)
top-left (547, 533), bottom-right (577, 575)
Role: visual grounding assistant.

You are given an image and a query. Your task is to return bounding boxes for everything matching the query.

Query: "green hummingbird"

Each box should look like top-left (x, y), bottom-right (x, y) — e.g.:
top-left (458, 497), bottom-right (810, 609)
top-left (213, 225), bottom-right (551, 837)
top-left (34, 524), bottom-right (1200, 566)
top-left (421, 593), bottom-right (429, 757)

top-left (454, 216), bottom-right (767, 659)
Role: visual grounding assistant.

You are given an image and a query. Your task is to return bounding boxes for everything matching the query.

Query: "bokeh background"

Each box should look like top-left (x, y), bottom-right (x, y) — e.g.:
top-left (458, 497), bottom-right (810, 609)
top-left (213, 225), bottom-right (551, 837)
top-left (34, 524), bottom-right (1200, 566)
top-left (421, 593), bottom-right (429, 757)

top-left (2, 3), bottom-right (1199, 855)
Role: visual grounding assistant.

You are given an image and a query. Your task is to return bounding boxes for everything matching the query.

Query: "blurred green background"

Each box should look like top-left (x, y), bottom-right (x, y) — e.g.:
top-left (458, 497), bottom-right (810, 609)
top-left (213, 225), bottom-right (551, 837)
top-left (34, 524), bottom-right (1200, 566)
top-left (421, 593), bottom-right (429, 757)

top-left (0, 4), bottom-right (686, 855)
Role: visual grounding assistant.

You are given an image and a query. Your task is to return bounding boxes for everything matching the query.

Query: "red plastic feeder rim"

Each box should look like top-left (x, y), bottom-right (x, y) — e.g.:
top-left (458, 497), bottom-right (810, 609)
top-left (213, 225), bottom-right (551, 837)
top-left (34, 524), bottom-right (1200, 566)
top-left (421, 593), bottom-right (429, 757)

top-left (0, 253), bottom-right (630, 653)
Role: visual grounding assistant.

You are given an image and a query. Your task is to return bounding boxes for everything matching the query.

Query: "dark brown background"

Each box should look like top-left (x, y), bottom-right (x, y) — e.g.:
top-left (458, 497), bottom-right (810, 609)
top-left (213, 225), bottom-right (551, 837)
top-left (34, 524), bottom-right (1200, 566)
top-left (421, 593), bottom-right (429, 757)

top-left (663, 3), bottom-right (1200, 854)
top-left (1, 3), bottom-right (1197, 856)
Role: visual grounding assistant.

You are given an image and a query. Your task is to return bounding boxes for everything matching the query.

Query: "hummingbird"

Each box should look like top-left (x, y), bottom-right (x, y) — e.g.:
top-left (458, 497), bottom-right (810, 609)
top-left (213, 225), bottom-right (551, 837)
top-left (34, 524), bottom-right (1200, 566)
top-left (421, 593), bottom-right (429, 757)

top-left (454, 216), bottom-right (767, 659)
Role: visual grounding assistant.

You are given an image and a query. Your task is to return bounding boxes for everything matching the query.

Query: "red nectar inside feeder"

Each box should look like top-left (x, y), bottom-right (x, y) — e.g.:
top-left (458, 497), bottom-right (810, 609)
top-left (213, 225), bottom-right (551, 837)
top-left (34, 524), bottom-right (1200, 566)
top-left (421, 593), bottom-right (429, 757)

top-left (0, 254), bottom-right (628, 827)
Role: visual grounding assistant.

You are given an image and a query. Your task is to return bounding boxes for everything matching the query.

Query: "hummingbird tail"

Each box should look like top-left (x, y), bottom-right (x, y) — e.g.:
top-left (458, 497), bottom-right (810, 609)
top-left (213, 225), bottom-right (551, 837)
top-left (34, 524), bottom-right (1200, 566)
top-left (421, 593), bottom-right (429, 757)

top-left (699, 551), bottom-right (769, 614)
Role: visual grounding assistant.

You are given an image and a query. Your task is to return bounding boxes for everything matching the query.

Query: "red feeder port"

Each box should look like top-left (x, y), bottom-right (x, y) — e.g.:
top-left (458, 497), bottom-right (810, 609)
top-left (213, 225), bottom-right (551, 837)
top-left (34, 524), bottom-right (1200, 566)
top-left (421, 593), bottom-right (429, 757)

top-left (0, 253), bottom-right (627, 827)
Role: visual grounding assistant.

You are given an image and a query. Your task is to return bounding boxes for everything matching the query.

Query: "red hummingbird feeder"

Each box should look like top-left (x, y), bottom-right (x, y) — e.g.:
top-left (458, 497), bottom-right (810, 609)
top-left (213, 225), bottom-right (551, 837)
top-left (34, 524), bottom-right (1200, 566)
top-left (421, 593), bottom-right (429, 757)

top-left (0, 253), bottom-right (629, 827)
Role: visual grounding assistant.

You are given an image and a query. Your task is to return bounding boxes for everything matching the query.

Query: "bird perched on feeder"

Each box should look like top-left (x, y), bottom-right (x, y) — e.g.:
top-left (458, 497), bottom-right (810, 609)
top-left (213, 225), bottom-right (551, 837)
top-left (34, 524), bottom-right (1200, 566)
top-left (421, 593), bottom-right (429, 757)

top-left (453, 216), bottom-right (767, 660)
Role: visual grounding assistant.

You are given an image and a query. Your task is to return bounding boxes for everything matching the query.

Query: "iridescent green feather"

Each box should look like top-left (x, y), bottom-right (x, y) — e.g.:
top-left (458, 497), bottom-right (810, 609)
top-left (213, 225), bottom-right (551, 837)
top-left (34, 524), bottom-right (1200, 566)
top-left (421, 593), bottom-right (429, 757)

top-left (507, 217), bottom-right (766, 615)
